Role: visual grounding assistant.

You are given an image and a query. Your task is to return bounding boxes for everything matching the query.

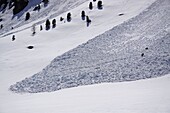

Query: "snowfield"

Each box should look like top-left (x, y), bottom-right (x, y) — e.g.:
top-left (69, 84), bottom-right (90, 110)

top-left (0, 0), bottom-right (170, 112)
top-left (9, 0), bottom-right (170, 93)
top-left (1, 75), bottom-right (170, 113)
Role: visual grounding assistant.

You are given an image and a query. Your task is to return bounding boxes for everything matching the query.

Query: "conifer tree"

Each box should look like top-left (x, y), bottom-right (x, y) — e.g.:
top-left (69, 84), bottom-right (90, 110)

top-left (67, 12), bottom-right (71, 22)
top-left (52, 19), bottom-right (56, 28)
top-left (42, 0), bottom-right (49, 5)
top-left (81, 11), bottom-right (86, 20)
top-left (89, 2), bottom-right (93, 10)
top-left (12, 35), bottom-right (15, 41)
top-left (45, 19), bottom-right (51, 30)
top-left (97, 0), bottom-right (103, 9)
top-left (40, 25), bottom-right (43, 31)
top-left (0, 24), bottom-right (3, 29)
top-left (86, 16), bottom-right (91, 27)
top-left (25, 12), bottom-right (30, 21)
top-left (60, 17), bottom-right (64, 21)
top-left (37, 4), bottom-right (41, 11)
top-left (32, 24), bottom-right (36, 36)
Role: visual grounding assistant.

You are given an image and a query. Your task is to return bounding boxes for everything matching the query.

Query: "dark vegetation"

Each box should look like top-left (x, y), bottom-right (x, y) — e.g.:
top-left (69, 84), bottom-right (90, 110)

top-left (25, 12), bottom-right (30, 21)
top-left (12, 35), bottom-right (15, 41)
top-left (33, 5), bottom-right (41, 12)
top-left (60, 17), bottom-right (64, 21)
top-left (0, 0), bottom-right (28, 15)
top-left (81, 10), bottom-right (86, 20)
top-left (40, 25), bottom-right (43, 31)
top-left (67, 12), bottom-right (72, 22)
top-left (13, 0), bottom-right (29, 15)
top-left (0, 24), bottom-right (3, 29)
top-left (45, 19), bottom-right (51, 30)
top-left (97, 0), bottom-right (103, 9)
top-left (89, 2), bottom-right (93, 10)
top-left (52, 19), bottom-right (56, 28)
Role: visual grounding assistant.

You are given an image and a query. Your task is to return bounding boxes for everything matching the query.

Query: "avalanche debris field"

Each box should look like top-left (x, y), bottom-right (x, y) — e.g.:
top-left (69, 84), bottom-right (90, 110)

top-left (10, 0), bottom-right (170, 93)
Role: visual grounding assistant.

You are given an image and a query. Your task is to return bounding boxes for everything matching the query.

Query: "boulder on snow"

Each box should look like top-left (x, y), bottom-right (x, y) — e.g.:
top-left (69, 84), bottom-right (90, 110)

top-left (27, 46), bottom-right (34, 49)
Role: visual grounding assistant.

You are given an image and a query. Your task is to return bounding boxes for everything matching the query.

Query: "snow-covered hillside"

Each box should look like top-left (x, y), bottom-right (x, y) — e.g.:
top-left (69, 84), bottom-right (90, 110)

top-left (0, 0), bottom-right (88, 36)
top-left (8, 0), bottom-right (170, 93)
top-left (0, 0), bottom-right (170, 112)
top-left (1, 74), bottom-right (170, 113)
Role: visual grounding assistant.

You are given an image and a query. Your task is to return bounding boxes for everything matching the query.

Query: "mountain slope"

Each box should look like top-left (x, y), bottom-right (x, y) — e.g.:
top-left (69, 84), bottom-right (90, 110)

top-left (9, 0), bottom-right (170, 93)
top-left (0, 0), bottom-right (88, 36)
top-left (0, 0), bottom-right (170, 113)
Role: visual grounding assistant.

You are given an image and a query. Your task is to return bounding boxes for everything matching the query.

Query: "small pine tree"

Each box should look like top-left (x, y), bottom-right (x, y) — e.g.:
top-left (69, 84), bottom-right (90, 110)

top-left (12, 35), bottom-right (15, 41)
top-left (45, 19), bottom-right (50, 30)
top-left (37, 5), bottom-right (41, 11)
top-left (42, 0), bottom-right (49, 4)
top-left (81, 11), bottom-right (86, 20)
top-left (0, 24), bottom-right (3, 29)
top-left (40, 25), bottom-right (43, 31)
top-left (86, 16), bottom-right (91, 27)
top-left (32, 24), bottom-right (36, 36)
top-left (52, 19), bottom-right (56, 28)
top-left (97, 1), bottom-right (103, 9)
top-left (89, 2), bottom-right (93, 10)
top-left (25, 12), bottom-right (30, 21)
top-left (67, 12), bottom-right (71, 22)
top-left (60, 17), bottom-right (64, 21)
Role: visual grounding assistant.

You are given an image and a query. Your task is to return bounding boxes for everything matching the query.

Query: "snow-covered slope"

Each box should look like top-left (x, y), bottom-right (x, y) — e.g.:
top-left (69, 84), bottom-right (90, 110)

top-left (0, 0), bottom-right (156, 89)
top-left (8, 0), bottom-right (170, 93)
top-left (0, 0), bottom-right (88, 36)
top-left (0, 0), bottom-right (170, 112)
top-left (1, 74), bottom-right (170, 113)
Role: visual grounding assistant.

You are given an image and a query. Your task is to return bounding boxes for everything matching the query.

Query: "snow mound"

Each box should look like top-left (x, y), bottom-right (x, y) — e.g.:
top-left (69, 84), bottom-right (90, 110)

top-left (10, 0), bottom-right (170, 93)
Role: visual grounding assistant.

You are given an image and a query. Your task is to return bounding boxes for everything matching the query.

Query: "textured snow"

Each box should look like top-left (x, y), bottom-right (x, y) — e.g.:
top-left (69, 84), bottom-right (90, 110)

top-left (9, 0), bottom-right (170, 93)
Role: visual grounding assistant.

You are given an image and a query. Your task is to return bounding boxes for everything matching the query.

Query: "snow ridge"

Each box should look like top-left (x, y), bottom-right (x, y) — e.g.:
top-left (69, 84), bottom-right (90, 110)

top-left (10, 0), bottom-right (170, 93)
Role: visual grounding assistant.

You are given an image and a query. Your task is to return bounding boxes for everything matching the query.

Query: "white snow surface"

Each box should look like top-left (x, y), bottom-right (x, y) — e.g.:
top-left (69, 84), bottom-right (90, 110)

top-left (1, 75), bottom-right (170, 113)
top-left (0, 0), bottom-right (170, 112)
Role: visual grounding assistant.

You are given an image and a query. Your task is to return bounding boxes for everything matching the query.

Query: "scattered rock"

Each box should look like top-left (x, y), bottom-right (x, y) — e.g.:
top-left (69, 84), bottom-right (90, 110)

top-left (27, 46), bottom-right (34, 49)
top-left (141, 53), bottom-right (144, 57)
top-left (118, 13), bottom-right (124, 16)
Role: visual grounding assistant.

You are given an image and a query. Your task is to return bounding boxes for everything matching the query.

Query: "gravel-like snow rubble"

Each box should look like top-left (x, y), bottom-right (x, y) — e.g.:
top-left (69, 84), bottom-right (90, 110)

top-left (10, 0), bottom-right (170, 93)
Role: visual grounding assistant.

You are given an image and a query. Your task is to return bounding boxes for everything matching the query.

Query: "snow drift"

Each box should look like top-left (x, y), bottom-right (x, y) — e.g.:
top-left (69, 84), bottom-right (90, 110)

top-left (10, 0), bottom-right (170, 93)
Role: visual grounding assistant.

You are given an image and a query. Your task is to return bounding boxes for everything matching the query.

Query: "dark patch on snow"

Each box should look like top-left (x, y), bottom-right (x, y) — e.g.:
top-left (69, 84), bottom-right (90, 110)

top-left (118, 13), bottom-right (124, 16)
top-left (27, 46), bottom-right (34, 49)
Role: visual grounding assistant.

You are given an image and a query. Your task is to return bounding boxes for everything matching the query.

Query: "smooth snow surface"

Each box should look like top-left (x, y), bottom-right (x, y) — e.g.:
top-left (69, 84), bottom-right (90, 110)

top-left (1, 75), bottom-right (170, 113)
